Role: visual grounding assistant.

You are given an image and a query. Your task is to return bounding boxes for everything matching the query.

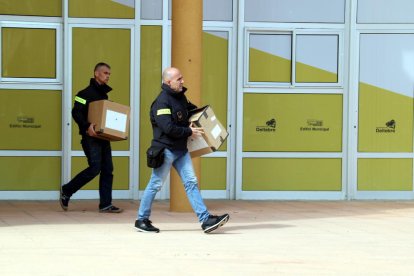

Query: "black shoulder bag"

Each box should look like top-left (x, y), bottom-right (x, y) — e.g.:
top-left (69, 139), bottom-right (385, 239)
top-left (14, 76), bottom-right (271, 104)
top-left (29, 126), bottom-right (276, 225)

top-left (146, 145), bottom-right (165, 169)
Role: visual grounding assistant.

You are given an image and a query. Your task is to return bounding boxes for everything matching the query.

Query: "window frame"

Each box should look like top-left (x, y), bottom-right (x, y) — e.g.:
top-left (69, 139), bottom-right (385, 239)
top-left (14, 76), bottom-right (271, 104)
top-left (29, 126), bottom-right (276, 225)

top-left (0, 21), bottom-right (62, 84)
top-left (245, 28), bottom-right (344, 88)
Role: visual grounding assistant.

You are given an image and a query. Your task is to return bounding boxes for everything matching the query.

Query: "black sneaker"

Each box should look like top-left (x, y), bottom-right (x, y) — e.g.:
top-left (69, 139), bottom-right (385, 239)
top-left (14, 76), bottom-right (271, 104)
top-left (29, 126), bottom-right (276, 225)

top-left (135, 219), bottom-right (160, 233)
top-left (59, 190), bottom-right (70, 211)
top-left (99, 205), bottom-right (123, 213)
top-left (201, 214), bottom-right (230, 233)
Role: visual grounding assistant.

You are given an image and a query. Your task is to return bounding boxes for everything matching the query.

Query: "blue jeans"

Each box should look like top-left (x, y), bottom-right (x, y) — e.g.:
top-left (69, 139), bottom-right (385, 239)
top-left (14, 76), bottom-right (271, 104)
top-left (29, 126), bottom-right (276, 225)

top-left (138, 149), bottom-right (210, 223)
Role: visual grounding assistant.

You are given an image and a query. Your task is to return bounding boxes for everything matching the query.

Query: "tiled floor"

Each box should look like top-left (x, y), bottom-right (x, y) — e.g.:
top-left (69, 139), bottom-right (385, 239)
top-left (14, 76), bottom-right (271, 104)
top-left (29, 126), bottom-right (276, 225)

top-left (1, 200), bottom-right (414, 275)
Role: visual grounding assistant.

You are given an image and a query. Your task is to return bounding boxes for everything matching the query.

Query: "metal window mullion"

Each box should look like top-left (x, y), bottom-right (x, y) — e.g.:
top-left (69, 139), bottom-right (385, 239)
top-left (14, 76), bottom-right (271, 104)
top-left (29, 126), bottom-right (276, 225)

top-left (291, 29), bottom-right (296, 87)
top-left (228, 0), bottom-right (239, 199)
top-left (235, 0), bottom-right (245, 199)
top-left (62, 0), bottom-right (72, 190)
top-left (131, 0), bottom-right (141, 200)
top-left (347, 0), bottom-right (360, 200)
top-left (55, 24), bottom-right (63, 84)
top-left (128, 20), bottom-right (136, 200)
top-left (154, 0), bottom-right (171, 200)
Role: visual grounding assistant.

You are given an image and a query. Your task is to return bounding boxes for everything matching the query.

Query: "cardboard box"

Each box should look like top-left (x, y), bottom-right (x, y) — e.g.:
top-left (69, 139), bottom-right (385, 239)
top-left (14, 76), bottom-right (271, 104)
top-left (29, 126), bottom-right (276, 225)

top-left (88, 100), bottom-right (130, 141)
top-left (187, 105), bottom-right (228, 158)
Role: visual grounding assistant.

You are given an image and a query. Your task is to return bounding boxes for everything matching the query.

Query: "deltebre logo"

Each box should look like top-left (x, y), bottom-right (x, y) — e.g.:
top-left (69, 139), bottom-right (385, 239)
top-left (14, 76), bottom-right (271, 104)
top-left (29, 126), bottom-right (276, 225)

top-left (256, 118), bottom-right (276, 132)
top-left (376, 120), bottom-right (396, 133)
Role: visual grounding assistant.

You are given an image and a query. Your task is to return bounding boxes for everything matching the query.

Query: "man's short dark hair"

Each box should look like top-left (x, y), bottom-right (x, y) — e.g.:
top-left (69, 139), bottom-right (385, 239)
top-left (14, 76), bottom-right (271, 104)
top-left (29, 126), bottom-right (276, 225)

top-left (94, 62), bottom-right (111, 72)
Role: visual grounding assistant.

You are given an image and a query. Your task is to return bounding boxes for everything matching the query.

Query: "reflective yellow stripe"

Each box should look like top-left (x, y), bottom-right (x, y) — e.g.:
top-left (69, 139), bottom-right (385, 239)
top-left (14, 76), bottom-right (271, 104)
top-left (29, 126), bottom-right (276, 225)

top-left (157, 108), bottom-right (171, 115)
top-left (75, 96), bottom-right (86, 105)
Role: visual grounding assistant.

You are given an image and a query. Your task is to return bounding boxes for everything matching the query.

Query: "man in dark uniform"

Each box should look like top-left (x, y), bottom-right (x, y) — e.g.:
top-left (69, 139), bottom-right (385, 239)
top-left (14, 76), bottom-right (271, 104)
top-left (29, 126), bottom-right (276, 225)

top-left (60, 62), bottom-right (123, 213)
top-left (134, 67), bottom-right (229, 233)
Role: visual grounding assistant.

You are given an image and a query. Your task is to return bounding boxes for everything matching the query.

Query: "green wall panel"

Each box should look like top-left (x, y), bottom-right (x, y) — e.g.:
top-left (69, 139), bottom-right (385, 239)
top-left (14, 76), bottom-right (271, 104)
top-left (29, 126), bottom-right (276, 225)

top-left (72, 27), bottom-right (130, 151)
top-left (0, 0), bottom-right (61, 17)
top-left (243, 158), bottom-right (342, 191)
top-left (358, 83), bottom-right (413, 152)
top-left (358, 158), bottom-right (412, 191)
top-left (2, 28), bottom-right (56, 78)
top-left (200, 158), bottom-right (226, 190)
top-left (243, 94), bottom-right (342, 152)
top-left (202, 32), bottom-right (228, 151)
top-left (139, 26), bottom-right (162, 190)
top-left (296, 61), bottom-right (337, 83)
top-left (69, 0), bottom-right (134, 18)
top-left (0, 89), bottom-right (61, 150)
top-left (0, 157), bottom-right (61, 191)
top-left (249, 47), bottom-right (291, 82)
top-left (71, 157), bottom-right (129, 190)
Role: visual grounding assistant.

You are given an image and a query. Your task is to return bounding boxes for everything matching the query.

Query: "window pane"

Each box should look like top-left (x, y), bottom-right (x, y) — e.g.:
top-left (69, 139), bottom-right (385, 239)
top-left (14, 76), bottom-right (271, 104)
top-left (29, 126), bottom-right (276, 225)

top-left (296, 35), bottom-right (338, 83)
top-left (0, 90), bottom-right (61, 150)
top-left (249, 34), bottom-right (291, 83)
top-left (243, 158), bottom-right (342, 191)
top-left (69, 0), bottom-right (134, 19)
top-left (168, 0), bottom-right (233, 21)
top-left (243, 94), bottom-right (342, 152)
top-left (200, 158), bottom-right (226, 190)
top-left (245, 0), bottom-right (345, 23)
top-left (141, 0), bottom-right (162, 20)
top-left (72, 28), bottom-right (131, 151)
top-left (202, 31), bottom-right (228, 150)
top-left (358, 0), bottom-right (414, 24)
top-left (358, 34), bottom-right (414, 152)
top-left (139, 26), bottom-right (162, 190)
top-left (0, 0), bottom-right (61, 17)
top-left (2, 28), bottom-right (56, 79)
top-left (203, 0), bottom-right (232, 21)
top-left (0, 157), bottom-right (61, 191)
top-left (358, 159), bottom-right (413, 191)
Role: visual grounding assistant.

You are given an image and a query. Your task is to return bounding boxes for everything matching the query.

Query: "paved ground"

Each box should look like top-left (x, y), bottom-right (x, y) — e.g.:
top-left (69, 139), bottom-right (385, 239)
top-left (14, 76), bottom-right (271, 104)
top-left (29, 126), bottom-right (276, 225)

top-left (1, 200), bottom-right (414, 275)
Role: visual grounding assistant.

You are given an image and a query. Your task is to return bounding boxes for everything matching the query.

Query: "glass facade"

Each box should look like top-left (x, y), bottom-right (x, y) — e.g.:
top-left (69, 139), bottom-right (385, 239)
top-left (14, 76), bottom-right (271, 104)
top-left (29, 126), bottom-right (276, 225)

top-left (0, 0), bottom-right (413, 199)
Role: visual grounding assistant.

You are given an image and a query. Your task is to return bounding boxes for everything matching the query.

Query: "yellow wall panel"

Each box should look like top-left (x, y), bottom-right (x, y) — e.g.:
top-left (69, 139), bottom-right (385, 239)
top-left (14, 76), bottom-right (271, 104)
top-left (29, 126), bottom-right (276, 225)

top-left (69, 0), bottom-right (134, 19)
top-left (0, 157), bottom-right (61, 191)
top-left (0, 90), bottom-right (61, 150)
top-left (243, 158), bottom-right (342, 191)
top-left (202, 32), bottom-right (228, 151)
top-left (358, 83), bottom-right (413, 152)
top-left (2, 28), bottom-right (56, 78)
top-left (296, 62), bottom-right (338, 83)
top-left (0, 0), bottom-right (61, 16)
top-left (200, 158), bottom-right (226, 190)
top-left (243, 94), bottom-right (342, 152)
top-left (358, 159), bottom-right (412, 191)
top-left (72, 27), bottom-right (131, 151)
top-left (139, 26), bottom-right (162, 190)
top-left (71, 157), bottom-right (129, 190)
top-left (249, 48), bottom-right (291, 82)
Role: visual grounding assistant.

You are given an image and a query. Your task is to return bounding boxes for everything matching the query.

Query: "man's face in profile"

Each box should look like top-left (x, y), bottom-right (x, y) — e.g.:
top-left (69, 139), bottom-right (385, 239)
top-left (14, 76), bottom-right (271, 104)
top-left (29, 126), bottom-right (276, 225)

top-left (95, 66), bottom-right (111, 85)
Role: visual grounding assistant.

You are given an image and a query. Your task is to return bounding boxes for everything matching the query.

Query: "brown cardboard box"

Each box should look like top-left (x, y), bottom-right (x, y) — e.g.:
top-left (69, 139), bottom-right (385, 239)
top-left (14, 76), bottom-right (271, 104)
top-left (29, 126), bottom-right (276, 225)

top-left (187, 105), bottom-right (228, 158)
top-left (88, 100), bottom-right (130, 141)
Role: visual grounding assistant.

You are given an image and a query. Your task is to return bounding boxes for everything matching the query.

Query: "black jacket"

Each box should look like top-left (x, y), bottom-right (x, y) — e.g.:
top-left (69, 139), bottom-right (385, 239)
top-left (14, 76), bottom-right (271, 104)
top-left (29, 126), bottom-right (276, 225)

top-left (72, 78), bottom-right (112, 136)
top-left (150, 84), bottom-right (197, 150)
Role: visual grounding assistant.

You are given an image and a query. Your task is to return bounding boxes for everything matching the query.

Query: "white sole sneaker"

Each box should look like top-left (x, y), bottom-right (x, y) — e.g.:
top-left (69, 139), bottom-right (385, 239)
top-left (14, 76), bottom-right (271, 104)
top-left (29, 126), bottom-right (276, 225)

top-left (203, 214), bottom-right (230, 234)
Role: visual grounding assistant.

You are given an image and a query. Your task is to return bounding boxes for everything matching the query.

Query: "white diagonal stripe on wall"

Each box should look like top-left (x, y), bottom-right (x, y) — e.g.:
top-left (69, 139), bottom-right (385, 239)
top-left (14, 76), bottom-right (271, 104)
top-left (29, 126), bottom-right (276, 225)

top-left (111, 0), bottom-right (134, 8)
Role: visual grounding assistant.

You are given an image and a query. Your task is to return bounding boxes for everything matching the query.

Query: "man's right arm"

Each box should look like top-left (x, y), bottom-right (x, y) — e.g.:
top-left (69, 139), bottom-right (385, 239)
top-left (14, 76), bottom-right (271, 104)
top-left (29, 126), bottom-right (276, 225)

top-left (71, 95), bottom-right (90, 135)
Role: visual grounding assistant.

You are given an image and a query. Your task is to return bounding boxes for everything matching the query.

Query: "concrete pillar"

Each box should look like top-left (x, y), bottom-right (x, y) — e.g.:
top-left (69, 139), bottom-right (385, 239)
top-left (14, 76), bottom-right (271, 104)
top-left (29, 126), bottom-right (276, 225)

top-left (170, 0), bottom-right (203, 212)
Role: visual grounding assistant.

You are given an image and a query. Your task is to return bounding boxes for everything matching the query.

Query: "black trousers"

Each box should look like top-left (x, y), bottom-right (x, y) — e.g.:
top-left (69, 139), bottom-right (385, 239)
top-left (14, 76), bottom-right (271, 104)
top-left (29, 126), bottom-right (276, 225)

top-left (62, 136), bottom-right (113, 209)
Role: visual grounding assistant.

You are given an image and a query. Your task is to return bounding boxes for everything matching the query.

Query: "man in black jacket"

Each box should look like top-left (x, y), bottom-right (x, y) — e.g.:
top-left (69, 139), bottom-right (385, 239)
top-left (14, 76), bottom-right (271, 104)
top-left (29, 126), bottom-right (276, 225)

top-left (60, 62), bottom-right (122, 213)
top-left (134, 67), bottom-right (229, 233)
